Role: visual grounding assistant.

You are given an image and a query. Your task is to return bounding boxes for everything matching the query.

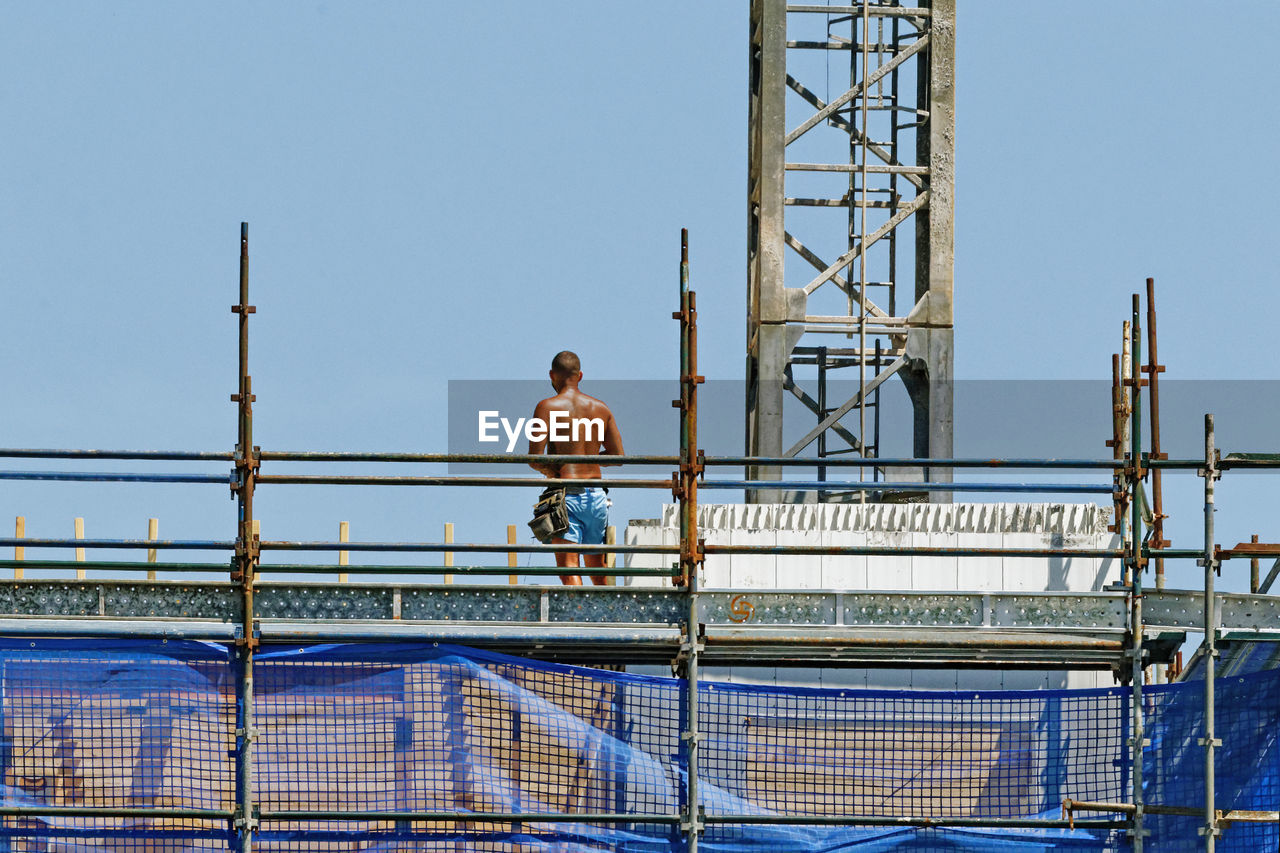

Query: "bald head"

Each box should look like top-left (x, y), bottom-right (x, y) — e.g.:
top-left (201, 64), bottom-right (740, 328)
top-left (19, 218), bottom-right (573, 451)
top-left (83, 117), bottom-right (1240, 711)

top-left (551, 350), bottom-right (581, 378)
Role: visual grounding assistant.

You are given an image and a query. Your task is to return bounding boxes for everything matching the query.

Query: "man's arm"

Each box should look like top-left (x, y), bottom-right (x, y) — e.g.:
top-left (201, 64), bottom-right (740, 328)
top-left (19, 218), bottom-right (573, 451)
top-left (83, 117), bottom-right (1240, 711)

top-left (598, 410), bottom-right (624, 467)
top-left (528, 399), bottom-right (560, 477)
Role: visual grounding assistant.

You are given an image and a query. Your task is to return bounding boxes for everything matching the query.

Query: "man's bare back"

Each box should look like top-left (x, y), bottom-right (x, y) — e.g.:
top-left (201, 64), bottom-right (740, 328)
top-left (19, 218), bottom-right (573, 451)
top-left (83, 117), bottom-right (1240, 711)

top-left (527, 351), bottom-right (623, 585)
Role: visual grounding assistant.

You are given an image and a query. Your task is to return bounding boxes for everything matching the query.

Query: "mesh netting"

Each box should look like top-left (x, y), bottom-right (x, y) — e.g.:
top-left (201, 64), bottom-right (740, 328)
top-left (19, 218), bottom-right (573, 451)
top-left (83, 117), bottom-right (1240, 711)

top-left (0, 638), bottom-right (1275, 851)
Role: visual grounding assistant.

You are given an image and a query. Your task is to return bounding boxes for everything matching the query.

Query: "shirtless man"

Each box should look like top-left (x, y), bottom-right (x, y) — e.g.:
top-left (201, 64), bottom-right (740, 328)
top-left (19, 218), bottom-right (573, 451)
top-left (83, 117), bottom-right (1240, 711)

top-left (528, 351), bottom-right (624, 585)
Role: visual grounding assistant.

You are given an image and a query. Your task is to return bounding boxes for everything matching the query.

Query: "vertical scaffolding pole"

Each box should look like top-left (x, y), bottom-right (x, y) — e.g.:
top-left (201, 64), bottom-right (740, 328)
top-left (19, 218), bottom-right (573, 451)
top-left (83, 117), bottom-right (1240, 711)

top-left (1109, 353), bottom-right (1127, 549)
top-left (1202, 414), bottom-right (1219, 849)
top-left (675, 229), bottom-right (704, 852)
top-left (1127, 296), bottom-right (1146, 851)
top-left (1144, 279), bottom-right (1167, 593)
top-left (231, 222), bottom-right (259, 853)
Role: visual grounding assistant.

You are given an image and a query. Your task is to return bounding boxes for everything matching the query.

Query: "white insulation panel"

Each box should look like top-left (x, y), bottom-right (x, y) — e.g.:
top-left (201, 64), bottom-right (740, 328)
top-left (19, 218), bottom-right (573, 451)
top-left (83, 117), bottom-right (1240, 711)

top-left (624, 503), bottom-right (1122, 690)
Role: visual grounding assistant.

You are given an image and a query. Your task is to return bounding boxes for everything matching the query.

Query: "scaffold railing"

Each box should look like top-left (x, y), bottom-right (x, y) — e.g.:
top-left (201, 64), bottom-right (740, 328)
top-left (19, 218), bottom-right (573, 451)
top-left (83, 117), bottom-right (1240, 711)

top-left (2, 225), bottom-right (1278, 851)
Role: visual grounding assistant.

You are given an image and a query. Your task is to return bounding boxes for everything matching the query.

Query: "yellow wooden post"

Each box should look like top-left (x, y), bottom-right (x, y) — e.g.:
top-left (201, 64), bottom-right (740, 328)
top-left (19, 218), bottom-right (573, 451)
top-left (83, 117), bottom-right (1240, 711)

top-left (74, 517), bottom-right (85, 579)
top-left (13, 516), bottom-right (24, 580)
top-left (605, 525), bottom-right (617, 585)
top-left (339, 521), bottom-right (350, 584)
top-left (147, 518), bottom-right (159, 581)
top-left (443, 522), bottom-right (454, 584)
top-left (507, 524), bottom-right (518, 585)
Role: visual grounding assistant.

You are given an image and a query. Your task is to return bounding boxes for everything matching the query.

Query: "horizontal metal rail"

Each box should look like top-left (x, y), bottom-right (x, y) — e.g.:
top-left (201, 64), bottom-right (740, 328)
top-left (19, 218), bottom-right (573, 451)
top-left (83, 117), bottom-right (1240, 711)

top-left (0, 559), bottom-right (677, 577)
top-left (0, 618), bottom-right (239, 639)
top-left (256, 475), bottom-right (674, 488)
top-left (0, 449), bottom-right (235, 461)
top-left (0, 559), bottom-right (231, 572)
top-left (3, 468), bottom-right (1116, 495)
top-left (787, 5), bottom-right (931, 17)
top-left (0, 804), bottom-right (1122, 831)
top-left (258, 541), bottom-right (676, 554)
top-left (253, 809), bottom-right (1120, 830)
top-left (0, 537), bottom-right (235, 551)
top-left (711, 456), bottom-right (1126, 469)
top-left (702, 814), bottom-right (1123, 829)
top-left (254, 541), bottom-right (1126, 557)
top-left (703, 544), bottom-right (1125, 557)
top-left (253, 563), bottom-right (678, 576)
top-left (0, 805), bottom-right (233, 819)
top-left (0, 470), bottom-right (232, 484)
top-left (0, 448), bottom-right (1274, 471)
top-left (261, 810), bottom-right (678, 824)
top-left (0, 541), bottom-right (1215, 562)
top-left (260, 452), bottom-right (678, 465)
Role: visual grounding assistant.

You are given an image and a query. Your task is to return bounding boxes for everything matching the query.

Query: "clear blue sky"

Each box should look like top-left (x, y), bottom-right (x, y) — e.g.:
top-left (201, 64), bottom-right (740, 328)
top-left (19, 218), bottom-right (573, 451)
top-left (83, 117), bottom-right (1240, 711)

top-left (1, 3), bottom-right (1277, 594)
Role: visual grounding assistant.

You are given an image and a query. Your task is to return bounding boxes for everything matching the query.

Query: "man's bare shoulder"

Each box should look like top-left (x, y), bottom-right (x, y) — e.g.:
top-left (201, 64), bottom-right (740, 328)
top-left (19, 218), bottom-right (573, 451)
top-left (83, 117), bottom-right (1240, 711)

top-left (574, 390), bottom-right (614, 417)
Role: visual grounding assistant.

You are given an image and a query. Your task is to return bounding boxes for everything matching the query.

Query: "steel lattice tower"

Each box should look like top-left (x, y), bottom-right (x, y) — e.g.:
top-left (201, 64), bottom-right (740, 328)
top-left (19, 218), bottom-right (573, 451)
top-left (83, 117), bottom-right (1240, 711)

top-left (746, 0), bottom-right (954, 502)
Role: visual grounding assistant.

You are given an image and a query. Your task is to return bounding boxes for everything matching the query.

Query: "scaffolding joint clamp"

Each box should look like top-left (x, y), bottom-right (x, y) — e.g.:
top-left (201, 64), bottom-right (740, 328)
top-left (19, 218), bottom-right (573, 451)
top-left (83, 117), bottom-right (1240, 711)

top-left (680, 806), bottom-right (706, 834)
top-left (230, 304), bottom-right (257, 315)
top-left (678, 631), bottom-right (705, 659)
top-left (679, 639), bottom-right (705, 658)
top-left (1197, 737), bottom-right (1222, 748)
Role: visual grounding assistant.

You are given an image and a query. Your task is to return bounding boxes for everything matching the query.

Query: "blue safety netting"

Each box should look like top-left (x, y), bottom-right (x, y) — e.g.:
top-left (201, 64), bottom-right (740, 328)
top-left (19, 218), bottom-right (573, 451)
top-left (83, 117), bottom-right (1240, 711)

top-left (0, 639), bottom-right (1274, 852)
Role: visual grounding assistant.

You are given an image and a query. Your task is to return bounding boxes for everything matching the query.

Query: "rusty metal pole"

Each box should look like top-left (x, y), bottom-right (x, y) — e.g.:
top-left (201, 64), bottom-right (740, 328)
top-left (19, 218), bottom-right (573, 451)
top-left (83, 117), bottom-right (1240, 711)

top-left (231, 223), bottom-right (259, 853)
top-left (1144, 279), bottom-right (1167, 593)
top-left (1127, 295), bottom-right (1147, 852)
top-left (673, 229), bottom-right (704, 852)
top-left (1108, 353), bottom-right (1129, 578)
top-left (1250, 534), bottom-right (1260, 594)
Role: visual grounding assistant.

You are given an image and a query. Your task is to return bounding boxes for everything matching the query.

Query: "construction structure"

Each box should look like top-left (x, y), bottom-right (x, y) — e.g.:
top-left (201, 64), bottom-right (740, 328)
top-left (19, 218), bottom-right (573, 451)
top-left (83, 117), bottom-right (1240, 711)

top-left (0, 224), bottom-right (1276, 851)
top-left (747, 0), bottom-right (953, 499)
top-left (1, 3), bottom-right (1279, 852)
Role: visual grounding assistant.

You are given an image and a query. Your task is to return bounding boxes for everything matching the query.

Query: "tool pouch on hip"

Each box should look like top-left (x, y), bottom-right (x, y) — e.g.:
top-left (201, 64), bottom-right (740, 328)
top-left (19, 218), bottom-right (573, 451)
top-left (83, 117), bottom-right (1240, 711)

top-left (528, 487), bottom-right (569, 544)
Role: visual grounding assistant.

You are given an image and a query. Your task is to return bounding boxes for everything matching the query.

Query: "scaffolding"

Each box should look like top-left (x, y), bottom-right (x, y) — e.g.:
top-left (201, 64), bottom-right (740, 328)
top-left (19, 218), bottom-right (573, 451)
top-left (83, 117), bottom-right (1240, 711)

top-left (1, 226), bottom-right (1279, 851)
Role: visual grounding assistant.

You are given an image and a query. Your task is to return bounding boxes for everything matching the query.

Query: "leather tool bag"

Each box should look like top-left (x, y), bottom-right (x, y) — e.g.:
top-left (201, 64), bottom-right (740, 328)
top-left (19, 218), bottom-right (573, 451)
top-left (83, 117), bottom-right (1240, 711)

top-left (528, 486), bottom-right (569, 544)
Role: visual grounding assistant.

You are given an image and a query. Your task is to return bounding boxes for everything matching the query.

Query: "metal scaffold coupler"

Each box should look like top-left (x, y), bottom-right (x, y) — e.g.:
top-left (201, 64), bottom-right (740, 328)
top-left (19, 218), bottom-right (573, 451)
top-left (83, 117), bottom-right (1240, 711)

top-left (680, 806), bottom-right (705, 835)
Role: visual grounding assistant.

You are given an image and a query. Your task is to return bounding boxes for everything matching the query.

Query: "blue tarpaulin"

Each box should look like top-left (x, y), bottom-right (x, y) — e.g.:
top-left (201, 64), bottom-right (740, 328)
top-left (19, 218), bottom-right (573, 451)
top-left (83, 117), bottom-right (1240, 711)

top-left (0, 638), bottom-right (1272, 851)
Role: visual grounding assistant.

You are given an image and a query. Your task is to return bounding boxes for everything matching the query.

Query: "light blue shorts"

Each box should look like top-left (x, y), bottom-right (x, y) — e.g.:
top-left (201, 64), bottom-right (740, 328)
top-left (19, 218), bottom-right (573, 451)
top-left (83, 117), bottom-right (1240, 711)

top-left (562, 488), bottom-right (609, 545)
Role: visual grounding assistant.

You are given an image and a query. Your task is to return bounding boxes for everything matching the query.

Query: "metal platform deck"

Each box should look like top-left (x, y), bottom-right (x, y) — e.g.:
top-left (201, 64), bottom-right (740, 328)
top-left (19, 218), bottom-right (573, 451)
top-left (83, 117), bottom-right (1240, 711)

top-left (0, 579), bottom-right (1232, 668)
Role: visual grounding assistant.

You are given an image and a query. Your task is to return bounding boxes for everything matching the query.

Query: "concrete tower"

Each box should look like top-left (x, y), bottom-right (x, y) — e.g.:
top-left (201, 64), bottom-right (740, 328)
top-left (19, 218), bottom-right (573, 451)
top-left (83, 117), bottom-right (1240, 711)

top-left (746, 0), bottom-right (954, 501)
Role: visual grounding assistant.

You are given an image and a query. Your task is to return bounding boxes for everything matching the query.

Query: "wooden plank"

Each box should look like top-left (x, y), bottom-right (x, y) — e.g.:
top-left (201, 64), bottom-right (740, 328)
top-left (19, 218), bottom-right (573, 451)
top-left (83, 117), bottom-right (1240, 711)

top-left (507, 524), bottom-right (518, 585)
top-left (146, 518), bottom-right (158, 581)
top-left (605, 525), bottom-right (616, 584)
top-left (13, 516), bottom-right (23, 579)
top-left (338, 521), bottom-right (349, 584)
top-left (444, 522), bottom-right (454, 584)
top-left (74, 517), bottom-right (85, 578)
